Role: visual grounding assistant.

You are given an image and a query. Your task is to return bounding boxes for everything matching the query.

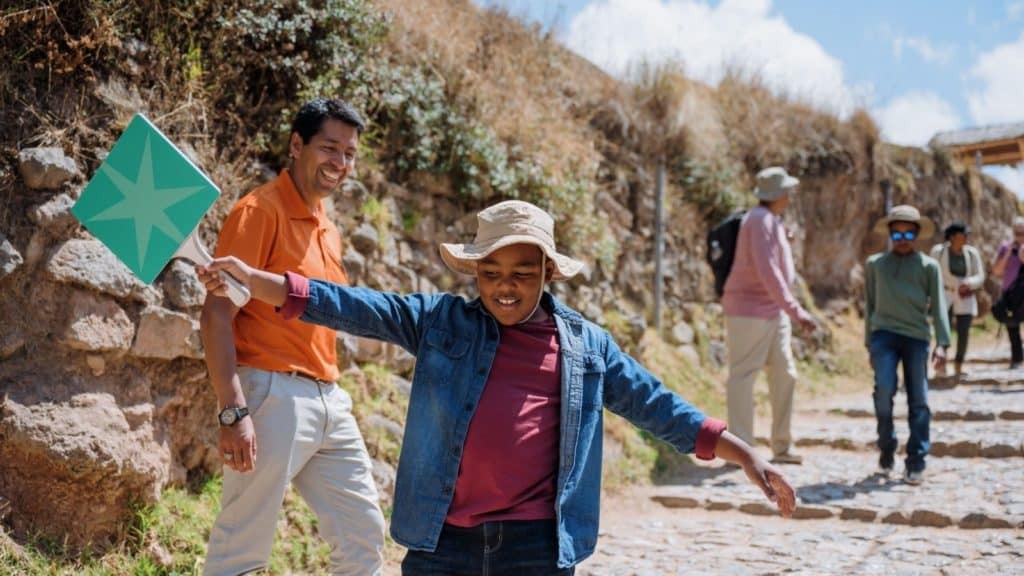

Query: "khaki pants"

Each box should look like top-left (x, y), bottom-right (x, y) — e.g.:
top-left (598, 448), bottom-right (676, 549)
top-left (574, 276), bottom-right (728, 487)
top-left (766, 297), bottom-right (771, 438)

top-left (725, 314), bottom-right (797, 455)
top-left (204, 368), bottom-right (385, 576)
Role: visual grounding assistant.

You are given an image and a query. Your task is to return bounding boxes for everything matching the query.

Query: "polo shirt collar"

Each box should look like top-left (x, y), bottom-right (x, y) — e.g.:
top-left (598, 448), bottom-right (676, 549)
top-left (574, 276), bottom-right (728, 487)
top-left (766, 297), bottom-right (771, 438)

top-left (278, 168), bottom-right (323, 221)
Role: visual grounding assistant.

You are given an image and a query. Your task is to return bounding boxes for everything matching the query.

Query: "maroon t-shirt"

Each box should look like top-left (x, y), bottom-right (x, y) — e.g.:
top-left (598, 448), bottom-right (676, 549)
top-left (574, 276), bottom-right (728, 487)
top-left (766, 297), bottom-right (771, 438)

top-left (445, 317), bottom-right (561, 527)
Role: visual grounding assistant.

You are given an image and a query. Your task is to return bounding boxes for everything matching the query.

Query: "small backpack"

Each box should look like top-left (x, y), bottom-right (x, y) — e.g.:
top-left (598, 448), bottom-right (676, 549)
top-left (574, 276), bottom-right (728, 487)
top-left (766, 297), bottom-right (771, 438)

top-left (993, 272), bottom-right (1024, 324)
top-left (706, 210), bottom-right (746, 297)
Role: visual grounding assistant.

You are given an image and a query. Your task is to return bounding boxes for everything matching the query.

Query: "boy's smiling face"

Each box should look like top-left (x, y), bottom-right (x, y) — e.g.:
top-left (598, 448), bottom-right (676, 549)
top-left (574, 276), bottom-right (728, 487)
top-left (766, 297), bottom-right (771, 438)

top-left (476, 243), bottom-right (552, 325)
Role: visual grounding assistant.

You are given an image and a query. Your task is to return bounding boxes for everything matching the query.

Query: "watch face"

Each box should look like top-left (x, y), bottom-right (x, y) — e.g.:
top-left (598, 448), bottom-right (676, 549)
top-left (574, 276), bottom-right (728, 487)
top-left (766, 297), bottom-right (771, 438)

top-left (219, 409), bottom-right (237, 425)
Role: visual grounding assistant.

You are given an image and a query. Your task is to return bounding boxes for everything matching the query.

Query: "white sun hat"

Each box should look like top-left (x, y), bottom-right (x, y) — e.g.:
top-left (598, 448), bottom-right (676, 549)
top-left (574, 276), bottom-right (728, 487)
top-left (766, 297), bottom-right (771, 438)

top-left (439, 200), bottom-right (584, 281)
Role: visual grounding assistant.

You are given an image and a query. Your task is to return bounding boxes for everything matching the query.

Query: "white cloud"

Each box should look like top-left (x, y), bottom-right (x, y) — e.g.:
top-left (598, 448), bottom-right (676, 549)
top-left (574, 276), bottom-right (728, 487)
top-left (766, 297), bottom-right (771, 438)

top-left (985, 165), bottom-right (1024, 199)
top-left (966, 31), bottom-right (1024, 125)
top-left (563, 0), bottom-right (860, 115)
top-left (892, 36), bottom-right (955, 65)
top-left (874, 92), bottom-right (960, 147)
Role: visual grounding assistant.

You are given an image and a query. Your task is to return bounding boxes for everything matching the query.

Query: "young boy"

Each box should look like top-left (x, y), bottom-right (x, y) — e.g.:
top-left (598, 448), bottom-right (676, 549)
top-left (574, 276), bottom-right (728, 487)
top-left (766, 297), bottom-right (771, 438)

top-left (198, 200), bottom-right (796, 574)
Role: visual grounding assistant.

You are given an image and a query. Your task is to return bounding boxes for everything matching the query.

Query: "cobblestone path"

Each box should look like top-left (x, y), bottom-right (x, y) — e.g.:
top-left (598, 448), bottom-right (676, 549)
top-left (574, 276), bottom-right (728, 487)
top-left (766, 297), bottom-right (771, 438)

top-left (579, 349), bottom-right (1024, 575)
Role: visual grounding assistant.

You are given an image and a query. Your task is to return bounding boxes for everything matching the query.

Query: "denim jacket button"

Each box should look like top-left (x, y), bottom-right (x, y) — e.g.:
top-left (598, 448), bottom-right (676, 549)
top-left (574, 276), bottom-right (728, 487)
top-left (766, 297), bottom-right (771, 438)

top-left (464, 403), bottom-right (473, 411)
top-left (442, 485), bottom-right (452, 495)
top-left (477, 367), bottom-right (486, 375)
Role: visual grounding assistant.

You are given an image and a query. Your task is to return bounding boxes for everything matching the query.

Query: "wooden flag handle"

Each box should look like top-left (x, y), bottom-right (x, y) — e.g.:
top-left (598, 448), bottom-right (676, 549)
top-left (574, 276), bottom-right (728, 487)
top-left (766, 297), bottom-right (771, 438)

top-left (175, 232), bottom-right (251, 307)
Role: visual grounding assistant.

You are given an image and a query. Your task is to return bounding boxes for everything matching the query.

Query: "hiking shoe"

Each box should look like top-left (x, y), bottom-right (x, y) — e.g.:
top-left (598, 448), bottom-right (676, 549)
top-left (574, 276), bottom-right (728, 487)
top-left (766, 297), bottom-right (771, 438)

top-left (878, 451), bottom-right (894, 473)
top-left (904, 469), bottom-right (924, 485)
top-left (770, 451), bottom-right (803, 465)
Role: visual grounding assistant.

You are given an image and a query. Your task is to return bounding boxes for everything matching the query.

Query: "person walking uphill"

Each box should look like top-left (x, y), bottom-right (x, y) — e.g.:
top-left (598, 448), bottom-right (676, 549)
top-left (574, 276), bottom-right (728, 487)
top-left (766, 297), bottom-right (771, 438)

top-left (197, 200), bottom-right (797, 574)
top-left (865, 205), bottom-right (950, 486)
top-left (992, 216), bottom-right (1024, 370)
top-left (200, 98), bottom-right (385, 575)
top-left (722, 166), bottom-right (816, 466)
top-left (930, 222), bottom-right (985, 377)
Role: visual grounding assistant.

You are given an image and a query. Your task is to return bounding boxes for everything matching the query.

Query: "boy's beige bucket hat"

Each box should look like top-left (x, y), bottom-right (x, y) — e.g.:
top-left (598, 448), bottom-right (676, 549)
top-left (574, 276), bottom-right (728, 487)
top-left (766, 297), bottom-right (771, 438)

top-left (872, 204), bottom-right (935, 239)
top-left (439, 200), bottom-right (584, 281)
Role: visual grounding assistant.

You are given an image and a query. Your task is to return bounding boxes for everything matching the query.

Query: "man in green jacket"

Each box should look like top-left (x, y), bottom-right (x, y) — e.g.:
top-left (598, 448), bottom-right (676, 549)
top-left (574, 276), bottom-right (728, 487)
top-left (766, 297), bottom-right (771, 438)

top-left (864, 205), bottom-right (950, 485)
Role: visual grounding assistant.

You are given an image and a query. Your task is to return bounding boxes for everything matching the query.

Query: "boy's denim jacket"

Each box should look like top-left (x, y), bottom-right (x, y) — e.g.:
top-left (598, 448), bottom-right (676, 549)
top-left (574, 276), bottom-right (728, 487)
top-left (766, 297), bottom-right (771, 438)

top-left (281, 275), bottom-right (725, 568)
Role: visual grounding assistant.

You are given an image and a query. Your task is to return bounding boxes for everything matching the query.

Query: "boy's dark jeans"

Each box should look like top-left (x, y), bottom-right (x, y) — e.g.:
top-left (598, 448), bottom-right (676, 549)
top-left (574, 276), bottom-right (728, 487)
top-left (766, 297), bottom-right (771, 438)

top-left (869, 330), bottom-right (931, 473)
top-left (401, 519), bottom-right (574, 576)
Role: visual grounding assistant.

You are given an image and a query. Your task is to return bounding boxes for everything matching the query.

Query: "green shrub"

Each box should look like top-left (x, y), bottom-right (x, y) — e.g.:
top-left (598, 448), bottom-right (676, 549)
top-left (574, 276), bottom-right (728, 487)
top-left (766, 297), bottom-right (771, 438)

top-left (671, 156), bottom-right (747, 223)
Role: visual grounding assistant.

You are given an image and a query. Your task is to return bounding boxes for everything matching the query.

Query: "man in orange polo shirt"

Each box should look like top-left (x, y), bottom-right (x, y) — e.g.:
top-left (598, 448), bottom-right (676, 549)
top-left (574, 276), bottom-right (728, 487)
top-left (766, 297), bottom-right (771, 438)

top-left (201, 98), bottom-right (385, 575)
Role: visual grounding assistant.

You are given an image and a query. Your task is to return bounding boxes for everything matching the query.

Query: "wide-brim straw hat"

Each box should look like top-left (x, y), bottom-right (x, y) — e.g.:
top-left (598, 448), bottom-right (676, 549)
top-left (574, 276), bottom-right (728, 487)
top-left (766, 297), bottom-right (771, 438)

top-left (439, 200), bottom-right (584, 281)
top-left (754, 166), bottom-right (799, 201)
top-left (872, 204), bottom-right (936, 239)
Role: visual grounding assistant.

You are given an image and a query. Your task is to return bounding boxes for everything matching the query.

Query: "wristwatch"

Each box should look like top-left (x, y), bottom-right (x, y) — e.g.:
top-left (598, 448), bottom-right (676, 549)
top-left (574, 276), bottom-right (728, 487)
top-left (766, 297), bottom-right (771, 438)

top-left (217, 406), bottom-right (250, 427)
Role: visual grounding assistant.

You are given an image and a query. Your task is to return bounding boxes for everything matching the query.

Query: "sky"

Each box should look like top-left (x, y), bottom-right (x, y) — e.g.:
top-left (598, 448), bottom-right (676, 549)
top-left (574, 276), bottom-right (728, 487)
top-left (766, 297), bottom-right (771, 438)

top-left (477, 0), bottom-right (1024, 196)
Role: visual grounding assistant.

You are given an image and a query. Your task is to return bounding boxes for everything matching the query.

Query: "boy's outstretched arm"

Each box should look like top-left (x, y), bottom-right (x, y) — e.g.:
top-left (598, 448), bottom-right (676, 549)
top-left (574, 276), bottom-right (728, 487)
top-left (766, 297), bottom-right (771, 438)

top-left (714, 430), bottom-right (796, 517)
top-left (197, 257), bottom-right (287, 306)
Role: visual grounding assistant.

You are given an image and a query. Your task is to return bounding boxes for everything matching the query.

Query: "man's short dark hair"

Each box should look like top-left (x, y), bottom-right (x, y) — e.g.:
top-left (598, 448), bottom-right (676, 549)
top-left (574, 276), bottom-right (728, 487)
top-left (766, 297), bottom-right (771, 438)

top-left (291, 98), bottom-right (366, 143)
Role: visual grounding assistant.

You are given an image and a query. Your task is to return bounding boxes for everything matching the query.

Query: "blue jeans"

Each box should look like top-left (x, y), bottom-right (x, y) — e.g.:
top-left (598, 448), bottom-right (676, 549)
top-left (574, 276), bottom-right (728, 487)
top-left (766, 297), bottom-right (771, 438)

top-left (869, 330), bottom-right (931, 472)
top-left (401, 519), bottom-right (574, 576)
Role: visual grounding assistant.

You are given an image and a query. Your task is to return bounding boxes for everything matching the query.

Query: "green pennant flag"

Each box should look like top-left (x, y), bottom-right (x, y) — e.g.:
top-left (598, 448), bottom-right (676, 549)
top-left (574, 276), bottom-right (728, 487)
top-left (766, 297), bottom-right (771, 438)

top-left (72, 113), bottom-right (220, 284)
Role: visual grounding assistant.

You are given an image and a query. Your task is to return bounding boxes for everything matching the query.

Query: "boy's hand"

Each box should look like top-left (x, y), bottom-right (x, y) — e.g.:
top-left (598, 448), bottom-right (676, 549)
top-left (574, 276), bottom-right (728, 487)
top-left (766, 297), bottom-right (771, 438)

top-left (714, 431), bottom-right (796, 517)
top-left (744, 458), bottom-right (796, 517)
top-left (931, 346), bottom-right (947, 373)
top-left (197, 256), bottom-right (253, 297)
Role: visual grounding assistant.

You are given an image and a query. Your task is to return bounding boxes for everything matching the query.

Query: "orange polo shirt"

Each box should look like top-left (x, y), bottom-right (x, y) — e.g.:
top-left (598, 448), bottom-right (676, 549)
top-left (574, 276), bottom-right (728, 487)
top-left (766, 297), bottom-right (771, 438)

top-left (214, 169), bottom-right (348, 382)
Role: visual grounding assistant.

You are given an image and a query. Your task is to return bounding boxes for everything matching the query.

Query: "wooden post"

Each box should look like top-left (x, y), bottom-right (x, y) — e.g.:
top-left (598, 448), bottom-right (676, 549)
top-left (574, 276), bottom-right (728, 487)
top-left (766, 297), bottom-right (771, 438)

top-left (654, 157), bottom-right (665, 335)
top-left (882, 179), bottom-right (893, 251)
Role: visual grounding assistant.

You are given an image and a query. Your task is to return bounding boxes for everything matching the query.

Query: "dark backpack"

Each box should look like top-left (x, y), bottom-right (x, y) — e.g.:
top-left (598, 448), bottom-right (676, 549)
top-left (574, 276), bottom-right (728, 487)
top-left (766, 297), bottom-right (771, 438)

top-left (993, 273), bottom-right (1024, 324)
top-left (706, 210), bottom-right (746, 297)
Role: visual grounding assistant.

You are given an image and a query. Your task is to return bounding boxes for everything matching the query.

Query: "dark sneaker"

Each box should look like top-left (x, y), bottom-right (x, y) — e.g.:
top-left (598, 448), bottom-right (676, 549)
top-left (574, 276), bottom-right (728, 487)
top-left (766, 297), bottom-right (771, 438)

top-left (904, 469), bottom-right (924, 485)
top-left (771, 451), bottom-right (803, 465)
top-left (878, 451), bottom-right (894, 472)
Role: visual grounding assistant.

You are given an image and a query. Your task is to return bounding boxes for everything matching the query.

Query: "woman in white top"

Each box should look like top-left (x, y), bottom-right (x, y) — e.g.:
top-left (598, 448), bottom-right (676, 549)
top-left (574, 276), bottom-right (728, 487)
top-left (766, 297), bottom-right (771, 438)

top-left (930, 222), bottom-right (985, 375)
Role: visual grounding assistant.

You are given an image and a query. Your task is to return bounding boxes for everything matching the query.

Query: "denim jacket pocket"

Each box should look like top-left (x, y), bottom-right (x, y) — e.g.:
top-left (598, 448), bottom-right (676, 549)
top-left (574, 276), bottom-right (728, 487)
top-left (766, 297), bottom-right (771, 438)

top-left (424, 328), bottom-right (471, 357)
top-left (421, 328), bottom-right (472, 386)
top-left (581, 353), bottom-right (606, 411)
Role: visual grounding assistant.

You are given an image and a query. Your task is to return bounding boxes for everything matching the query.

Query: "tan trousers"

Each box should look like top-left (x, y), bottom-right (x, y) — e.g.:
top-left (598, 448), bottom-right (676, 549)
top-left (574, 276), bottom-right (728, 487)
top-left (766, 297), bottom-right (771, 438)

top-left (204, 368), bottom-right (385, 576)
top-left (725, 314), bottom-right (797, 455)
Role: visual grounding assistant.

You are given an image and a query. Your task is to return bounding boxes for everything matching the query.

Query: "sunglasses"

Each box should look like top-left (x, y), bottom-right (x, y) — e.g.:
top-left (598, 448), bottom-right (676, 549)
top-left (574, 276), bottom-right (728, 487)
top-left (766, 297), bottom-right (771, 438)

top-left (890, 230), bottom-right (917, 242)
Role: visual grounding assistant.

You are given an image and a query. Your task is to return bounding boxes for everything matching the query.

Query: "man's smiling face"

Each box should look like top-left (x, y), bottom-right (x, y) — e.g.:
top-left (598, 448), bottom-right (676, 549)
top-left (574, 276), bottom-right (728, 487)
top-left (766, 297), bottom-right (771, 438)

top-left (289, 117), bottom-right (358, 202)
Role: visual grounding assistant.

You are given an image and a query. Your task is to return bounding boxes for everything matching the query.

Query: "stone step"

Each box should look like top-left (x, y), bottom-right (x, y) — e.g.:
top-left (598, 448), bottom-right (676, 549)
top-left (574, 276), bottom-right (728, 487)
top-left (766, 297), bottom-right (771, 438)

top-left (773, 418), bottom-right (1023, 458)
top-left (826, 384), bottom-right (1024, 422)
top-left (648, 449), bottom-right (1023, 532)
top-left (582, 500), bottom-right (1024, 575)
top-left (962, 347), bottom-right (1014, 365)
top-left (931, 367), bottom-right (1024, 389)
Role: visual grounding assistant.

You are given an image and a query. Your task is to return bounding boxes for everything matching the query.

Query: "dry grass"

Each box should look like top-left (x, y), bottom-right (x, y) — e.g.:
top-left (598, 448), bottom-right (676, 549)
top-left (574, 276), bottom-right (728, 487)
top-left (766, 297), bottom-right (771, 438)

top-left (714, 70), bottom-right (879, 178)
top-left (372, 0), bottom-right (607, 189)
